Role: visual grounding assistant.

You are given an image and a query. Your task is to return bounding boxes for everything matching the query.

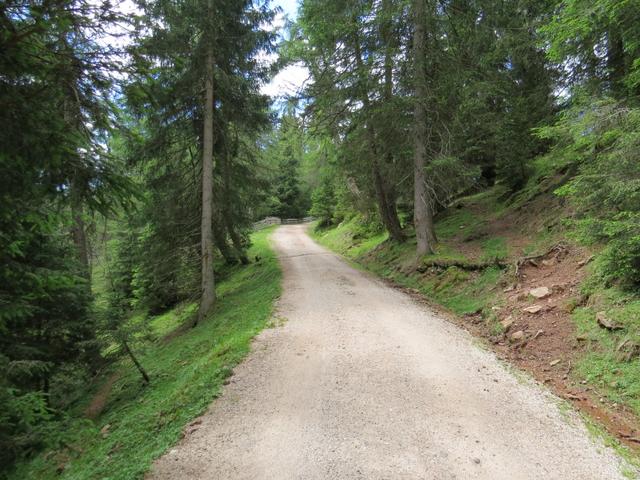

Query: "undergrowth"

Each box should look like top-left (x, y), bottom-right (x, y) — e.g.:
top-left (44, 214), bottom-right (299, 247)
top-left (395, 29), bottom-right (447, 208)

top-left (10, 227), bottom-right (282, 480)
top-left (311, 212), bottom-right (503, 316)
top-left (573, 284), bottom-right (640, 418)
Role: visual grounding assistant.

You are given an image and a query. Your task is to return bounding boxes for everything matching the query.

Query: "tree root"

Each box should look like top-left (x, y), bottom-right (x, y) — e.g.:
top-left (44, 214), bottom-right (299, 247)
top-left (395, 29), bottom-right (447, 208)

top-left (416, 242), bottom-right (570, 275)
top-left (514, 242), bottom-right (570, 277)
top-left (417, 259), bottom-right (508, 272)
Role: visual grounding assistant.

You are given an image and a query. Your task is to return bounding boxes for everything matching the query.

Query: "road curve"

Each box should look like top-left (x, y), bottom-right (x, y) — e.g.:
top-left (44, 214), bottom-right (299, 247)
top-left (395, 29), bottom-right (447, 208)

top-left (149, 224), bottom-right (630, 480)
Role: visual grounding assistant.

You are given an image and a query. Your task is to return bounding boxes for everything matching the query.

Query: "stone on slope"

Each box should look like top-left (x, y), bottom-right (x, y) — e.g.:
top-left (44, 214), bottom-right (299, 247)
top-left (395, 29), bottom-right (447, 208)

top-left (529, 286), bottom-right (551, 299)
top-left (596, 311), bottom-right (623, 331)
top-left (523, 305), bottom-right (543, 314)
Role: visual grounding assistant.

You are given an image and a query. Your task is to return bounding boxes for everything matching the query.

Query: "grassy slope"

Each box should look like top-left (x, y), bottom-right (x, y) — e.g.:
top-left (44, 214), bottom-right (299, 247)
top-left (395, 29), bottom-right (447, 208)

top-left (311, 189), bottom-right (640, 422)
top-left (311, 191), bottom-right (510, 317)
top-left (573, 289), bottom-right (640, 415)
top-left (12, 227), bottom-right (282, 480)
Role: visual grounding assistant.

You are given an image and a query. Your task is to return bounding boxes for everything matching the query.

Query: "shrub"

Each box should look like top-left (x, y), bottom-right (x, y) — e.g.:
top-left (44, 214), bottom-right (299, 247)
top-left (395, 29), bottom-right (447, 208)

top-left (538, 97), bottom-right (640, 288)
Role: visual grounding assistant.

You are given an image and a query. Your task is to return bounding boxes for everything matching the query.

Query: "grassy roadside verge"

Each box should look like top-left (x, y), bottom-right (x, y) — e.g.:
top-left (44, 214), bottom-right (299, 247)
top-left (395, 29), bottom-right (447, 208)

top-left (310, 214), bottom-right (504, 317)
top-left (310, 208), bottom-right (640, 462)
top-left (11, 227), bottom-right (282, 480)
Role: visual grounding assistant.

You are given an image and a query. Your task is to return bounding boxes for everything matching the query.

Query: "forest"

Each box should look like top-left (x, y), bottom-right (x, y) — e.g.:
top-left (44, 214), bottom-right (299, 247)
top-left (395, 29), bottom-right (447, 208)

top-left (1, 0), bottom-right (640, 478)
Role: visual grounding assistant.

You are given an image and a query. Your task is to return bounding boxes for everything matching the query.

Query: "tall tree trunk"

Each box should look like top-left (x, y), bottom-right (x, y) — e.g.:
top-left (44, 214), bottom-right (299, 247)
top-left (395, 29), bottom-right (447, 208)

top-left (379, 0), bottom-right (405, 243)
top-left (197, 43), bottom-right (216, 326)
top-left (607, 27), bottom-right (626, 98)
top-left (222, 151), bottom-right (249, 264)
top-left (64, 93), bottom-right (91, 277)
top-left (413, 0), bottom-right (436, 256)
top-left (225, 216), bottom-right (249, 264)
top-left (70, 183), bottom-right (90, 274)
top-left (214, 215), bottom-right (236, 264)
top-left (372, 167), bottom-right (404, 242)
top-left (352, 25), bottom-right (404, 242)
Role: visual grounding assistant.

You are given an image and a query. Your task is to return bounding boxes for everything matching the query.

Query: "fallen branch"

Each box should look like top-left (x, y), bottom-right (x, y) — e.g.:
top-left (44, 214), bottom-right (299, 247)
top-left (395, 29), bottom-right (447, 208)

top-left (514, 242), bottom-right (570, 277)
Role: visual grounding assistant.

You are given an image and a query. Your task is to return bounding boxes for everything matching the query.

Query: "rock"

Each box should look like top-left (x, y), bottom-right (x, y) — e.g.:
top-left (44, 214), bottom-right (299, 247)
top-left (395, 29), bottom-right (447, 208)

top-left (523, 305), bottom-right (543, 314)
top-left (510, 330), bottom-right (525, 342)
top-left (529, 286), bottom-right (551, 299)
top-left (100, 423), bottom-right (111, 438)
top-left (500, 316), bottom-right (514, 331)
top-left (550, 359), bottom-right (561, 367)
top-left (541, 259), bottom-right (555, 267)
top-left (616, 339), bottom-right (640, 362)
top-left (596, 311), bottom-right (623, 331)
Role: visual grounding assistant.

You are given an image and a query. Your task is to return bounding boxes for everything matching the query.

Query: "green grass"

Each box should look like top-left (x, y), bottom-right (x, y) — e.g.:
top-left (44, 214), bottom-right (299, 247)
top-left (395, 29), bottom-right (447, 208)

top-left (11, 227), bottom-right (282, 480)
top-left (435, 208), bottom-right (482, 240)
top-left (311, 216), bottom-right (388, 258)
top-left (481, 237), bottom-right (508, 262)
top-left (148, 302), bottom-right (198, 338)
top-left (572, 286), bottom-right (640, 418)
top-left (312, 217), bottom-right (503, 316)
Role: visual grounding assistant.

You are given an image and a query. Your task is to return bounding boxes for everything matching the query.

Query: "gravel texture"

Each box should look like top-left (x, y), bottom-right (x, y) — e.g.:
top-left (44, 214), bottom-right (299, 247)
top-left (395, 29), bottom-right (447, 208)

top-left (148, 225), bottom-right (631, 480)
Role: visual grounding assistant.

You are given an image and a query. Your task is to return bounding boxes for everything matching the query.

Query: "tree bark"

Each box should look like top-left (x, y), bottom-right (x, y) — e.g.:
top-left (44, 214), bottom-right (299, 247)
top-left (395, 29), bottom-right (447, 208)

top-left (70, 185), bottom-right (90, 274)
top-left (352, 24), bottom-right (404, 242)
top-left (64, 92), bottom-right (91, 277)
top-left (372, 166), bottom-right (404, 242)
top-left (197, 42), bottom-right (216, 326)
top-left (222, 152), bottom-right (249, 264)
top-left (412, 0), bottom-right (436, 256)
top-left (213, 215), bottom-right (236, 264)
top-left (607, 26), bottom-right (626, 98)
top-left (379, 0), bottom-right (405, 243)
top-left (225, 216), bottom-right (249, 264)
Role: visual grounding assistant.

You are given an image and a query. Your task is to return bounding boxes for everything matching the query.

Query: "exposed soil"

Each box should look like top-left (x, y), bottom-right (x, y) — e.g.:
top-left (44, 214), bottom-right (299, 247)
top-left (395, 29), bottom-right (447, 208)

top-left (402, 198), bottom-right (640, 453)
top-left (477, 245), bottom-right (640, 452)
top-left (84, 372), bottom-right (121, 420)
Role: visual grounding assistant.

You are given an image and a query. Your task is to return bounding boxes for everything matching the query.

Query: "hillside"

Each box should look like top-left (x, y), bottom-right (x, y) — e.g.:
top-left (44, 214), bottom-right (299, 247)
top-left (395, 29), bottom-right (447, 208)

top-left (312, 184), bottom-right (640, 457)
top-left (9, 229), bottom-right (281, 480)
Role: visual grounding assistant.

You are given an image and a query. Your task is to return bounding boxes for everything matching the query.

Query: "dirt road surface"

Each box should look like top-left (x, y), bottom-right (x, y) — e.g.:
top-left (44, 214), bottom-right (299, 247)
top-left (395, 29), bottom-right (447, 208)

top-left (149, 225), bottom-right (632, 480)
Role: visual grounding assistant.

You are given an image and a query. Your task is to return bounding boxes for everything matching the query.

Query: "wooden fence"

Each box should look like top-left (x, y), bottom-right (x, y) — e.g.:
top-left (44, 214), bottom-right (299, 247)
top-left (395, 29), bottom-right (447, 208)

top-left (252, 216), bottom-right (315, 230)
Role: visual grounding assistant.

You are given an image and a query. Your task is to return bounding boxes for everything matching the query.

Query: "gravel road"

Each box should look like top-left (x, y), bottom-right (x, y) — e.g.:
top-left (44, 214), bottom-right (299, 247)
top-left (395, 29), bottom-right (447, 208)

top-left (149, 224), bottom-right (632, 480)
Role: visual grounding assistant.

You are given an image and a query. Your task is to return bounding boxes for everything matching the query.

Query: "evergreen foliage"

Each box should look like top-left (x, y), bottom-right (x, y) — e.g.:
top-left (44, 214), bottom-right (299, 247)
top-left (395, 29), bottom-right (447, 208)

top-left (2, 0), bottom-right (640, 475)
